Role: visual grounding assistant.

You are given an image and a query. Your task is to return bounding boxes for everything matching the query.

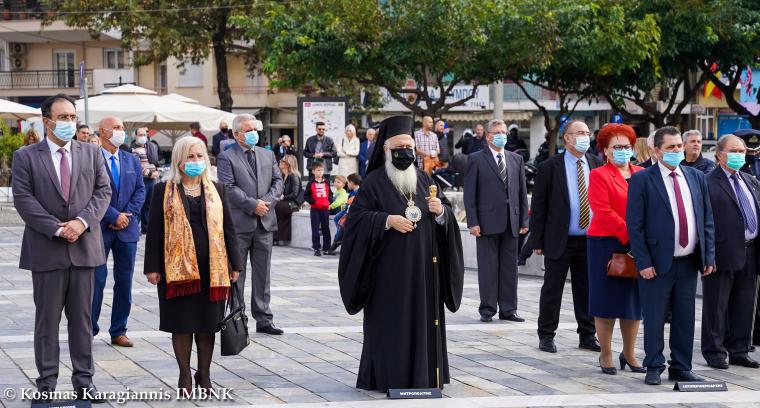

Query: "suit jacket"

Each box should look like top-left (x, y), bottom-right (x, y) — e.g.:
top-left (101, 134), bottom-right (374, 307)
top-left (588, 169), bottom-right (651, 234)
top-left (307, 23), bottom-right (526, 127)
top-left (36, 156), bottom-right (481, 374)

top-left (358, 139), bottom-right (376, 176)
top-left (100, 149), bottom-right (145, 243)
top-left (274, 144), bottom-right (296, 163)
top-left (464, 148), bottom-right (528, 236)
top-left (303, 135), bottom-right (337, 173)
top-left (587, 162), bottom-right (643, 244)
top-left (146, 140), bottom-right (160, 166)
top-left (707, 167), bottom-right (760, 272)
top-left (217, 143), bottom-right (284, 233)
top-left (143, 182), bottom-right (244, 276)
top-left (528, 152), bottom-right (604, 259)
top-left (626, 164), bottom-right (715, 275)
top-left (12, 139), bottom-right (112, 271)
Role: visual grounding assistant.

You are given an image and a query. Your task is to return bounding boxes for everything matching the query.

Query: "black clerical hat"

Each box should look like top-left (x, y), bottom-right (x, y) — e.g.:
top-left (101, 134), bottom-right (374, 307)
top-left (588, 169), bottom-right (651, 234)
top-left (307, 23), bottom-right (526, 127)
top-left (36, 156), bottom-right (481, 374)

top-left (735, 129), bottom-right (760, 149)
top-left (366, 115), bottom-right (414, 175)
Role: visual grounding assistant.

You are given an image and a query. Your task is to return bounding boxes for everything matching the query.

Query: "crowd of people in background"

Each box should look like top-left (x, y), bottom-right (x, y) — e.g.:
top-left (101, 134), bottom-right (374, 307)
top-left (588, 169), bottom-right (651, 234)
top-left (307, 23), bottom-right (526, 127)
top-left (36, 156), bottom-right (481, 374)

top-left (11, 92), bottom-right (760, 402)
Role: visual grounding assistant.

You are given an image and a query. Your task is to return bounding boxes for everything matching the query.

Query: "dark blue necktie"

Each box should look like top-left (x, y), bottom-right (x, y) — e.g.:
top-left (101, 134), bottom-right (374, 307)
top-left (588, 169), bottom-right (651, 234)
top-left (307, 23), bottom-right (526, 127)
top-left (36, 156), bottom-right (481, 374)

top-left (731, 173), bottom-right (757, 234)
top-left (110, 156), bottom-right (120, 190)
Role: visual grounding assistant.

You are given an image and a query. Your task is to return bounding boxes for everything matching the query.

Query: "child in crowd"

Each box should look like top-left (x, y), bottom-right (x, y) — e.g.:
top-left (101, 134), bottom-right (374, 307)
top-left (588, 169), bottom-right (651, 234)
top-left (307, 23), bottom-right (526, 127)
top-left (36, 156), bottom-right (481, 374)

top-left (325, 173), bottom-right (362, 255)
top-left (304, 161), bottom-right (333, 256)
top-left (329, 175), bottom-right (349, 215)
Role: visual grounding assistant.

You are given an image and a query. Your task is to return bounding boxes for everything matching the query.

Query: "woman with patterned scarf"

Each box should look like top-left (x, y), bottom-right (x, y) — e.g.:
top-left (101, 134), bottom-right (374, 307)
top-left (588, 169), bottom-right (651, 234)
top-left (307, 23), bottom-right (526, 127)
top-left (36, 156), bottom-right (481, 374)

top-left (144, 136), bottom-right (243, 392)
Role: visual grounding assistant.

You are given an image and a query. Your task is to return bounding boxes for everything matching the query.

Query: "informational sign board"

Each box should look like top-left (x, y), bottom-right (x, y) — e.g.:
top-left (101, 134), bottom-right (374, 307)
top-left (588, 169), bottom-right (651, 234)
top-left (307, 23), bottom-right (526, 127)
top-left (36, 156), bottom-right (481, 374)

top-left (297, 97), bottom-right (349, 172)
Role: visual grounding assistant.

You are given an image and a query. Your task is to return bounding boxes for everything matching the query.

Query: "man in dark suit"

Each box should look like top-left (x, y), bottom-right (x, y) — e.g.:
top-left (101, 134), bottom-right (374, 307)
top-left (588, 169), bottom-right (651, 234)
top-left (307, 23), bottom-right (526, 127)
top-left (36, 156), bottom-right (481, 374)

top-left (12, 94), bottom-right (111, 403)
top-left (274, 134), bottom-right (297, 163)
top-left (211, 121), bottom-right (229, 158)
top-left (91, 116), bottom-right (145, 348)
top-left (358, 128), bottom-right (376, 176)
top-left (702, 134), bottom-right (760, 369)
top-left (529, 120), bottom-right (602, 353)
top-left (465, 119), bottom-right (529, 322)
top-left (627, 126), bottom-right (716, 385)
top-left (736, 129), bottom-right (760, 348)
top-left (217, 113), bottom-right (284, 335)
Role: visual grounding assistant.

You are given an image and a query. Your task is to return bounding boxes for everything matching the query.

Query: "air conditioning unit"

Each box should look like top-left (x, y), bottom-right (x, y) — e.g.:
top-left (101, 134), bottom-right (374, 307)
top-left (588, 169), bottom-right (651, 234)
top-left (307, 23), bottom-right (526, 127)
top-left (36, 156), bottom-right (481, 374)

top-left (11, 57), bottom-right (26, 71)
top-left (9, 43), bottom-right (27, 56)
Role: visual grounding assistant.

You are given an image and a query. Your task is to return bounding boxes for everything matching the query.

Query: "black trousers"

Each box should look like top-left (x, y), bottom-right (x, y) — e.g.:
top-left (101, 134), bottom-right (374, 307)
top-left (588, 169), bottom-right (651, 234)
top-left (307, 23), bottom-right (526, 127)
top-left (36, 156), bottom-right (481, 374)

top-left (702, 243), bottom-right (758, 360)
top-left (537, 236), bottom-right (595, 340)
top-left (310, 209), bottom-right (331, 250)
top-left (755, 276), bottom-right (760, 345)
top-left (477, 229), bottom-right (519, 317)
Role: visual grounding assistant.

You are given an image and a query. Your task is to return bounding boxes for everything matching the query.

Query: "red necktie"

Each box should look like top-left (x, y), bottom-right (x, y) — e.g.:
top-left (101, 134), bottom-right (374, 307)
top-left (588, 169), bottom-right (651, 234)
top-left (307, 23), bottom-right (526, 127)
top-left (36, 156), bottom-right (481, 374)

top-left (59, 148), bottom-right (70, 201)
top-left (670, 172), bottom-right (688, 248)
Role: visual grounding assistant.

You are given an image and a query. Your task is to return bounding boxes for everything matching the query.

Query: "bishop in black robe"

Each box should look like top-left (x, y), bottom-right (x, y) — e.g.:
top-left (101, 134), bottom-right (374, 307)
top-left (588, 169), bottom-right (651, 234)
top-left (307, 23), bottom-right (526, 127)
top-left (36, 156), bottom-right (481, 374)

top-left (338, 115), bottom-right (465, 392)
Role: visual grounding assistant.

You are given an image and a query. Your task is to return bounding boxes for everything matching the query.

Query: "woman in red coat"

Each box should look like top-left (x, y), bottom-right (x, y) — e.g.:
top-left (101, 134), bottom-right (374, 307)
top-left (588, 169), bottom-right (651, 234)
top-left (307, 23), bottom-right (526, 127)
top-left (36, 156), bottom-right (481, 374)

top-left (587, 124), bottom-right (644, 375)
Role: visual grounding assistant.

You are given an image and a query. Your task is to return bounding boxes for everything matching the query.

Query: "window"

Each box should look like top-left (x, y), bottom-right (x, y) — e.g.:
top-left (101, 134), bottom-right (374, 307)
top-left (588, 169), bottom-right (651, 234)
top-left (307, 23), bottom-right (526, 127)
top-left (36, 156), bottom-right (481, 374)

top-left (177, 60), bottom-right (203, 87)
top-left (0, 46), bottom-right (5, 71)
top-left (104, 49), bottom-right (126, 69)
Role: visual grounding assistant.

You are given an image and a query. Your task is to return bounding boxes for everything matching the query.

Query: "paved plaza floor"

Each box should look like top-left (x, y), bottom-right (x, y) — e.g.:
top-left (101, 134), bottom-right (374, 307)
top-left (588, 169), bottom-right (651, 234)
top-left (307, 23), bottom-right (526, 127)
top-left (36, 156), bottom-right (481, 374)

top-left (0, 226), bottom-right (758, 407)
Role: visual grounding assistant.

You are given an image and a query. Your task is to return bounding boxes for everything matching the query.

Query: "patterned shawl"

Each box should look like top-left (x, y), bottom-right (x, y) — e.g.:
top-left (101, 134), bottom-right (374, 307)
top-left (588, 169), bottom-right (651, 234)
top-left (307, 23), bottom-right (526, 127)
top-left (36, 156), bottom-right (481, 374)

top-left (163, 182), bottom-right (230, 301)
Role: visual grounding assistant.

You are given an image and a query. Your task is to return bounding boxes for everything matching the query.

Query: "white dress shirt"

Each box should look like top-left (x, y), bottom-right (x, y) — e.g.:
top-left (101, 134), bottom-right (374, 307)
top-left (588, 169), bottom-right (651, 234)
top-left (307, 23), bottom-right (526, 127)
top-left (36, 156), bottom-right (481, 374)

top-left (657, 162), bottom-right (697, 256)
top-left (488, 145), bottom-right (505, 167)
top-left (722, 167), bottom-right (758, 240)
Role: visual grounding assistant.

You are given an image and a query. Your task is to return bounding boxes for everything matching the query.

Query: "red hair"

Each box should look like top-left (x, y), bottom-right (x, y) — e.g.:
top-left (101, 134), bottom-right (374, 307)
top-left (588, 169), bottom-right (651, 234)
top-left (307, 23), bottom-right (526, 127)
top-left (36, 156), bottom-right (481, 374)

top-left (597, 123), bottom-right (636, 150)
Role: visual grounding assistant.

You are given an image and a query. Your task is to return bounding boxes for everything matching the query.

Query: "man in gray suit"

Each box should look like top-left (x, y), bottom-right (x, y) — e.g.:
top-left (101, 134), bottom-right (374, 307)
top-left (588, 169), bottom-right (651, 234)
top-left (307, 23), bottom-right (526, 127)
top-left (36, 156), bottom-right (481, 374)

top-left (217, 114), bottom-right (284, 335)
top-left (12, 93), bottom-right (111, 403)
top-left (464, 119), bottom-right (529, 323)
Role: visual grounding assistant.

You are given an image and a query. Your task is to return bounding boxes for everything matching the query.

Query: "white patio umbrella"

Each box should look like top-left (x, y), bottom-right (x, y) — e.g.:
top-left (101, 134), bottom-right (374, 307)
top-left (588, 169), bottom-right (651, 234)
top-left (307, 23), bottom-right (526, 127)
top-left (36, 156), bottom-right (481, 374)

top-left (162, 93), bottom-right (200, 104)
top-left (75, 84), bottom-right (234, 132)
top-left (0, 99), bottom-right (40, 120)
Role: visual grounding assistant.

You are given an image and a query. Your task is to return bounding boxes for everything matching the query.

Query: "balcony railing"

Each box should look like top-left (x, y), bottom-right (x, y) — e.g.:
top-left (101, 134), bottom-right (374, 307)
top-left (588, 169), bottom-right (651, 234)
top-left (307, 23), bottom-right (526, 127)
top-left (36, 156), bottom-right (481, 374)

top-left (0, 70), bottom-right (94, 90)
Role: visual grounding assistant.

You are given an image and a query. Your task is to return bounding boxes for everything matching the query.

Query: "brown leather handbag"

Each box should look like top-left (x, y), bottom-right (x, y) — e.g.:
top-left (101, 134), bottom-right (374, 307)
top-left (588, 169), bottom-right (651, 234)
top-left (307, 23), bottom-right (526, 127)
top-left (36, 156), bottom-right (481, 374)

top-left (607, 252), bottom-right (638, 279)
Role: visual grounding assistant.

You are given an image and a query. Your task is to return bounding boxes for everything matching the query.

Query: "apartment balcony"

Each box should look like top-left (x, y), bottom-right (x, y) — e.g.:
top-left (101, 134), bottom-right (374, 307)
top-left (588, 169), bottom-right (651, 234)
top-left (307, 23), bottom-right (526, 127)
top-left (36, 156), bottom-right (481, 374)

top-left (0, 69), bottom-right (93, 90)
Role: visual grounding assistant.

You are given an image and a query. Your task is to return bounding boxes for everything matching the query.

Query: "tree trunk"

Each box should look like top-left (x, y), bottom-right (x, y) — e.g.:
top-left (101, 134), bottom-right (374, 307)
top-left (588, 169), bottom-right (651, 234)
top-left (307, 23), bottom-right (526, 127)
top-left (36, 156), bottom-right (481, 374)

top-left (750, 115), bottom-right (760, 130)
top-left (212, 11), bottom-right (233, 112)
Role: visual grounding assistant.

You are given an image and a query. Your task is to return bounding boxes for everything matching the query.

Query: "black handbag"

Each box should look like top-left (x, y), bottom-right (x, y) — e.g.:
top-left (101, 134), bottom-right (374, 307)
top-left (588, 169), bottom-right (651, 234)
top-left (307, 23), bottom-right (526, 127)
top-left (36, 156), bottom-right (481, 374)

top-left (218, 282), bottom-right (250, 356)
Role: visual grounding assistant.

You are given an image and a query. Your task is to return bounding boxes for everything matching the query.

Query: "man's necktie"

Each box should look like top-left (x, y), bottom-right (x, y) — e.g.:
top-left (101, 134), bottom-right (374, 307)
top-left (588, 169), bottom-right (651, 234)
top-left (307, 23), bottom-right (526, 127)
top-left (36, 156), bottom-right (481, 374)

top-left (59, 148), bottom-right (70, 201)
top-left (496, 153), bottom-right (507, 184)
top-left (731, 173), bottom-right (758, 234)
top-left (110, 155), bottom-right (119, 191)
top-left (670, 172), bottom-right (689, 248)
top-left (577, 159), bottom-right (590, 229)
top-left (246, 150), bottom-right (258, 180)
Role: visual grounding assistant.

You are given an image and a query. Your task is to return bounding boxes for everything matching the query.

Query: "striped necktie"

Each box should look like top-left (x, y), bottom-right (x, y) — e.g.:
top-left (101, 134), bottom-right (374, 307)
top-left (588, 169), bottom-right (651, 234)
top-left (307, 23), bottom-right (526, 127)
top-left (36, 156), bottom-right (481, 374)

top-left (497, 153), bottom-right (506, 184)
top-left (577, 159), bottom-right (590, 229)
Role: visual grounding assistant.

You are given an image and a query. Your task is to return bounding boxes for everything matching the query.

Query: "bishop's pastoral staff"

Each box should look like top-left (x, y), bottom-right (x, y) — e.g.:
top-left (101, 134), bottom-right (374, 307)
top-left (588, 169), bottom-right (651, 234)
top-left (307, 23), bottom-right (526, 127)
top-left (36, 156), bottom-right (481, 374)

top-left (338, 115), bottom-right (465, 393)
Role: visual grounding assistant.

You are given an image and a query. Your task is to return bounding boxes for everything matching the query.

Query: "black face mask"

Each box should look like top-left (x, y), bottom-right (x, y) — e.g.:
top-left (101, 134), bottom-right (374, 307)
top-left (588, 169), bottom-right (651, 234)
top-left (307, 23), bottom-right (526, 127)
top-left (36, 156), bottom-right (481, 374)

top-left (220, 127), bottom-right (228, 133)
top-left (390, 148), bottom-right (415, 170)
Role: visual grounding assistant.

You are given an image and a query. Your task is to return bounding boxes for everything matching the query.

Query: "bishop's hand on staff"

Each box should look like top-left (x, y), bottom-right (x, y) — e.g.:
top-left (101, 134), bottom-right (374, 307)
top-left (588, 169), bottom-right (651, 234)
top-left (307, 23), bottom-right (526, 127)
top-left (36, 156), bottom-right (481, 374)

top-left (338, 115), bottom-right (465, 393)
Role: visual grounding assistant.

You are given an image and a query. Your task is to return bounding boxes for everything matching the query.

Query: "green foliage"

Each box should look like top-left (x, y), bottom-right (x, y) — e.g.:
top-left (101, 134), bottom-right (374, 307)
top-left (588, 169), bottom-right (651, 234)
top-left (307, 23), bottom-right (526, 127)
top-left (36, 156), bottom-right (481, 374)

top-left (0, 122), bottom-right (24, 165)
top-left (247, 0), bottom-right (555, 117)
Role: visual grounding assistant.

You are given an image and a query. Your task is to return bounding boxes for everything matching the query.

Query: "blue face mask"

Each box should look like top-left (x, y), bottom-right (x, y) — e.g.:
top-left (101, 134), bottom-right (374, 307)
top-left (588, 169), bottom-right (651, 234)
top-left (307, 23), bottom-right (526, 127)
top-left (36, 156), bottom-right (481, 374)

top-left (726, 152), bottom-right (746, 171)
top-left (573, 136), bottom-right (590, 153)
top-left (245, 130), bottom-right (259, 147)
top-left (612, 148), bottom-right (633, 165)
top-left (183, 161), bottom-right (206, 177)
top-left (492, 133), bottom-right (507, 148)
top-left (52, 120), bottom-right (76, 142)
top-left (662, 151), bottom-right (685, 168)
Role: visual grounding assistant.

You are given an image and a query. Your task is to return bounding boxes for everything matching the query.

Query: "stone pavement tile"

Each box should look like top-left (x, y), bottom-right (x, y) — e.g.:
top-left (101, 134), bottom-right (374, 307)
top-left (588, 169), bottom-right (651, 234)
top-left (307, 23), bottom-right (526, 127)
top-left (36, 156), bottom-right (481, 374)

top-left (264, 386), bottom-right (324, 403)
top-left (441, 381), bottom-right (494, 398)
top-left (315, 390), bottom-right (374, 401)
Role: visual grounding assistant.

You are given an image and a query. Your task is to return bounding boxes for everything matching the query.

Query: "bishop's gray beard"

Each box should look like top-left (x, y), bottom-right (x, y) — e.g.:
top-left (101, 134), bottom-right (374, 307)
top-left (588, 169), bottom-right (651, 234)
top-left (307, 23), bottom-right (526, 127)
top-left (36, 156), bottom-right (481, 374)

top-left (385, 150), bottom-right (417, 196)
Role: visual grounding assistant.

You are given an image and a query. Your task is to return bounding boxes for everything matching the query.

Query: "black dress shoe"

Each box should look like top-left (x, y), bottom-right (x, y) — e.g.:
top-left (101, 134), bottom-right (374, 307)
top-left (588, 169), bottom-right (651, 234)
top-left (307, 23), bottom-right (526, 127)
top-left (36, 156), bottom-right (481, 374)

top-left (668, 370), bottom-right (704, 382)
top-left (314, 250), bottom-right (322, 257)
top-left (498, 313), bottom-right (525, 322)
top-left (619, 352), bottom-right (646, 373)
top-left (645, 369), bottom-right (662, 385)
top-left (750, 345), bottom-right (756, 352)
top-left (705, 358), bottom-right (729, 369)
top-left (480, 315), bottom-right (493, 322)
top-left (517, 258), bottom-right (526, 266)
top-left (539, 337), bottom-right (557, 353)
top-left (256, 324), bottom-right (284, 335)
top-left (729, 355), bottom-right (760, 368)
top-left (579, 338), bottom-right (602, 352)
top-left (76, 386), bottom-right (106, 404)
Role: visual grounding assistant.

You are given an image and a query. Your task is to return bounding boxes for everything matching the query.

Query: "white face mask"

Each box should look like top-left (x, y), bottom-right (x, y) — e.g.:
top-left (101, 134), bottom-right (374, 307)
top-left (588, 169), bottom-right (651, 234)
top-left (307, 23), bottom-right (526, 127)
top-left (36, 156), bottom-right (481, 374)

top-left (136, 136), bottom-right (148, 145)
top-left (109, 130), bottom-right (126, 147)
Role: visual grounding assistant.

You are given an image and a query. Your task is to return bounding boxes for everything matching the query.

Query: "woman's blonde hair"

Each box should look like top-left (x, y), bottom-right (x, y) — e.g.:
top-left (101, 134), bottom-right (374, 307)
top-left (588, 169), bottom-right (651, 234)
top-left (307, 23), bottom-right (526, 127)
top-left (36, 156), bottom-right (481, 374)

top-left (280, 154), bottom-right (300, 178)
top-left (24, 129), bottom-right (39, 145)
top-left (167, 136), bottom-right (215, 185)
top-left (345, 124), bottom-right (356, 137)
top-left (334, 175), bottom-right (347, 186)
top-left (634, 137), bottom-right (650, 163)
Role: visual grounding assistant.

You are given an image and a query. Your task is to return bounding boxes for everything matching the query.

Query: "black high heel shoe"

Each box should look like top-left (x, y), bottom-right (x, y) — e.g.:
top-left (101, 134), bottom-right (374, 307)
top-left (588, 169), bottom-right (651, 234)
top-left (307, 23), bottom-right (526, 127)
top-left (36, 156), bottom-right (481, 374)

top-left (599, 356), bottom-right (617, 375)
top-left (619, 352), bottom-right (646, 373)
top-left (194, 371), bottom-right (213, 390)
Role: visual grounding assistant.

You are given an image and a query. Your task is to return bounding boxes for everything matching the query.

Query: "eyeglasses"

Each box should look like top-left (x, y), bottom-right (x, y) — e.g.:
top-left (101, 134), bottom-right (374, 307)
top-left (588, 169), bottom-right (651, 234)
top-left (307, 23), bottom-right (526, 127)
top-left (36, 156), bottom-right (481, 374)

top-left (609, 144), bottom-right (632, 151)
top-left (570, 131), bottom-right (592, 137)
